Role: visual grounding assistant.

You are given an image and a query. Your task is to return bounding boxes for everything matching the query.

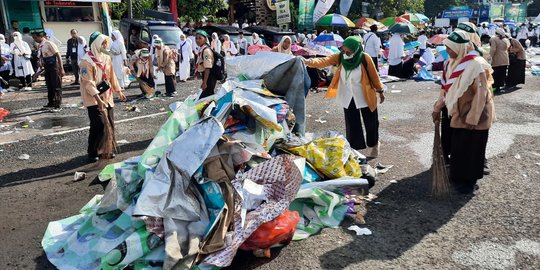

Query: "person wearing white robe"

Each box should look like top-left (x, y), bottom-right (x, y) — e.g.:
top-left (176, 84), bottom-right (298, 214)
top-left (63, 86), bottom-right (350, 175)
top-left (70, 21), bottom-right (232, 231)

top-left (177, 34), bottom-right (192, 82)
top-left (110, 30), bottom-right (128, 89)
top-left (388, 33), bottom-right (404, 77)
top-left (0, 34), bottom-right (12, 91)
top-left (211, 32), bottom-right (222, 54)
top-left (10, 32), bottom-right (34, 90)
top-left (77, 36), bottom-right (87, 65)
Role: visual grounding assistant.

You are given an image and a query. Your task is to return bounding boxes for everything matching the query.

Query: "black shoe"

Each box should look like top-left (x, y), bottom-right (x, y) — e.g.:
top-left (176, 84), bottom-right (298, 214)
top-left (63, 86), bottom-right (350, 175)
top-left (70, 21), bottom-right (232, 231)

top-left (457, 185), bottom-right (475, 194)
top-left (43, 104), bottom-right (54, 108)
top-left (165, 92), bottom-right (176, 97)
top-left (87, 156), bottom-right (99, 163)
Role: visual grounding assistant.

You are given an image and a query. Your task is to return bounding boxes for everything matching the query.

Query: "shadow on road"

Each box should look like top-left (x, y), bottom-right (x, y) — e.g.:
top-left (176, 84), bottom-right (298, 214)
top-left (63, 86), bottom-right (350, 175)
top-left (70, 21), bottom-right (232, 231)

top-left (0, 139), bottom-right (152, 188)
top-left (318, 170), bottom-right (473, 269)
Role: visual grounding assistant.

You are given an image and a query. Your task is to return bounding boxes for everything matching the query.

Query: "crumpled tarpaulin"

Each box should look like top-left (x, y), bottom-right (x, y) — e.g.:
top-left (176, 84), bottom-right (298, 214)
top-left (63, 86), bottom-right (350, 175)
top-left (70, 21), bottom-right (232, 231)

top-left (201, 155), bottom-right (303, 267)
top-left (134, 117), bottom-right (224, 269)
top-left (289, 187), bottom-right (348, 240)
top-left (262, 57), bottom-right (309, 135)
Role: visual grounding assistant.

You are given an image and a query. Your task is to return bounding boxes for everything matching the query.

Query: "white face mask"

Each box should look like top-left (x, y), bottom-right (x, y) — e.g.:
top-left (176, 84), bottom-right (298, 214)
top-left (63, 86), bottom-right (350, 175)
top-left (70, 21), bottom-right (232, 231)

top-left (343, 53), bottom-right (354, 60)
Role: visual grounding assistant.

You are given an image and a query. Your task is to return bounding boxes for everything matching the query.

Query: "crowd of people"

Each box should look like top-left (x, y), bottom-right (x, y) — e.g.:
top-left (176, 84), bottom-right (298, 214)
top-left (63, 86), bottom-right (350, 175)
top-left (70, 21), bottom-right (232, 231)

top-left (2, 17), bottom-right (537, 194)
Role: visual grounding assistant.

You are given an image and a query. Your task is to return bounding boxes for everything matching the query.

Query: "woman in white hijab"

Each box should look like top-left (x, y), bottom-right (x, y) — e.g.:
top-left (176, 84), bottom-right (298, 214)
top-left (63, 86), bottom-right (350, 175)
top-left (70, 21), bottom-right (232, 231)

top-left (221, 34), bottom-right (237, 56)
top-left (79, 32), bottom-right (126, 162)
top-left (388, 33), bottom-right (404, 77)
top-left (77, 36), bottom-right (87, 65)
top-left (110, 30), bottom-right (128, 89)
top-left (0, 34), bottom-right (12, 90)
top-left (432, 31), bottom-right (494, 194)
top-left (251, 33), bottom-right (263, 46)
top-left (177, 33), bottom-right (192, 82)
top-left (9, 32), bottom-right (34, 90)
top-left (272, 35), bottom-right (292, 55)
top-left (211, 32), bottom-right (222, 54)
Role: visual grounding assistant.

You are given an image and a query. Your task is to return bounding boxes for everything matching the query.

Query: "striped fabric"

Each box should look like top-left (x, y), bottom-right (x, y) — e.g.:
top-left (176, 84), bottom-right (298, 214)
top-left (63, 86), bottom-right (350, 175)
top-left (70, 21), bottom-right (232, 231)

top-left (441, 51), bottom-right (479, 92)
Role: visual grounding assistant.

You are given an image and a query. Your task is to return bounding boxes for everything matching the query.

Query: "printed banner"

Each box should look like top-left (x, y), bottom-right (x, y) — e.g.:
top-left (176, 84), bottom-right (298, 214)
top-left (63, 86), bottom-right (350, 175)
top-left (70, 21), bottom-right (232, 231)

top-left (277, 0), bottom-right (292, 25)
top-left (298, 0), bottom-right (316, 31)
top-left (312, 0), bottom-right (336, 26)
top-left (339, 0), bottom-right (353, 17)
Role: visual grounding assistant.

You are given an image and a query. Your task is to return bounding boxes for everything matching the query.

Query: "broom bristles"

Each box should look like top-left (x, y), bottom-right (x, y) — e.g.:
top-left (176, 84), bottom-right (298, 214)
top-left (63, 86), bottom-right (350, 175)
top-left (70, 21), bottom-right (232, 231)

top-left (138, 78), bottom-right (155, 97)
top-left (98, 109), bottom-right (117, 159)
top-left (432, 123), bottom-right (450, 198)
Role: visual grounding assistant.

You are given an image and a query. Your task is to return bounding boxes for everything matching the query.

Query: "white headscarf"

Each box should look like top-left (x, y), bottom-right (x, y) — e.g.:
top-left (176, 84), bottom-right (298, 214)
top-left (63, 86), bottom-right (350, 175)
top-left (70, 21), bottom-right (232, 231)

top-left (252, 33), bottom-right (260, 45)
top-left (442, 31), bottom-right (491, 115)
top-left (77, 36), bottom-right (87, 63)
top-left (277, 36), bottom-right (292, 55)
top-left (211, 32), bottom-right (221, 53)
top-left (0, 34), bottom-right (5, 45)
top-left (12, 32), bottom-right (30, 55)
top-left (112, 30), bottom-right (124, 46)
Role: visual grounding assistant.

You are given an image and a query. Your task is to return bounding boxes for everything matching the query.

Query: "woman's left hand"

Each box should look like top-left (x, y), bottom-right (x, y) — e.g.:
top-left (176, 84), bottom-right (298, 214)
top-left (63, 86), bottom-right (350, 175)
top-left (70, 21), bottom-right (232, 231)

top-left (379, 92), bottom-right (385, 104)
top-left (118, 91), bottom-right (127, 102)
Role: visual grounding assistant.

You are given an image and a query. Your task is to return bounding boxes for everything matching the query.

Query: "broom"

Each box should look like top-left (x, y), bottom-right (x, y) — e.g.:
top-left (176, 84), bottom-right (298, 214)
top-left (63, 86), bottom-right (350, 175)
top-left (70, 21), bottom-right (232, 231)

top-left (98, 109), bottom-right (117, 159)
top-left (432, 121), bottom-right (450, 198)
top-left (137, 78), bottom-right (155, 97)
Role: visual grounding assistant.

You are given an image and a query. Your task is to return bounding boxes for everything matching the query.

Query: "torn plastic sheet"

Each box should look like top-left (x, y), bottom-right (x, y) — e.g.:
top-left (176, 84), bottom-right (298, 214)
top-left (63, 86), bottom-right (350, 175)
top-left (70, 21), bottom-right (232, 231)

top-left (290, 187), bottom-right (348, 241)
top-left (134, 117), bottom-right (224, 220)
top-left (225, 52), bottom-right (293, 79)
top-left (299, 178), bottom-right (370, 191)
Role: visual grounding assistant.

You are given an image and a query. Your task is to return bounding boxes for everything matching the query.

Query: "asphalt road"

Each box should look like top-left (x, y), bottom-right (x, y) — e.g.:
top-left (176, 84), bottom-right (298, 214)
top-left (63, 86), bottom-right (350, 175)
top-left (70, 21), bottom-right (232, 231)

top-left (1, 71), bottom-right (539, 270)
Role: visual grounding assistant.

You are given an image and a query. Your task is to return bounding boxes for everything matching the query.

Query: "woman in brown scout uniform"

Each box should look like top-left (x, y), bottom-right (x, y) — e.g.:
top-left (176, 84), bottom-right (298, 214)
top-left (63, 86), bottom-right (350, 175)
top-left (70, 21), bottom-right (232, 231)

top-left (154, 37), bottom-right (177, 97)
top-left (79, 32), bottom-right (126, 162)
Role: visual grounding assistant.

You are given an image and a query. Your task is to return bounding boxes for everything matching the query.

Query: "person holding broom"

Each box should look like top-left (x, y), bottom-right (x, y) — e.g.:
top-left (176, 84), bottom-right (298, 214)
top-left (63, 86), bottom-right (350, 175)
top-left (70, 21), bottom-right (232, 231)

top-left (79, 32), bottom-right (126, 163)
top-left (432, 31), bottom-right (495, 194)
top-left (130, 48), bottom-right (155, 98)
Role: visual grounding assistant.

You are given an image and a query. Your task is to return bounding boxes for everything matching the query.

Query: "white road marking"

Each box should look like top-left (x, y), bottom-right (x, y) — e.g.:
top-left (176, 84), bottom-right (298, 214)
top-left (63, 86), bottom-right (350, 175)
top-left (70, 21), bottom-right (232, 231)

top-left (44, 111), bottom-right (168, 137)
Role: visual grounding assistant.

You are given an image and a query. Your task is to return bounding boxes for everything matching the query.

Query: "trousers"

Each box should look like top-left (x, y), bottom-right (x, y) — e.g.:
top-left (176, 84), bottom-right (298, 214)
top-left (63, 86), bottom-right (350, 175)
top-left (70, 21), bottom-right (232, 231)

top-left (87, 105), bottom-right (114, 158)
top-left (343, 100), bottom-right (379, 150)
top-left (44, 64), bottom-right (62, 107)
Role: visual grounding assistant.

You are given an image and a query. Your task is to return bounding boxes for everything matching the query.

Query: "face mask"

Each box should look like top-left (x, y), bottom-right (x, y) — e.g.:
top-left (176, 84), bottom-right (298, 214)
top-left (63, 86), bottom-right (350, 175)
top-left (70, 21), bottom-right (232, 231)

top-left (100, 48), bottom-right (108, 54)
top-left (343, 53), bottom-right (354, 60)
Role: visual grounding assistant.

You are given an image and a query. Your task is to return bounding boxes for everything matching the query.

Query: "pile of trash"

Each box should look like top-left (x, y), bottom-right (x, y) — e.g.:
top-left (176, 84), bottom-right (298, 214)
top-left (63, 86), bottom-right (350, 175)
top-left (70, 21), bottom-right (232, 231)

top-left (42, 53), bottom-right (378, 270)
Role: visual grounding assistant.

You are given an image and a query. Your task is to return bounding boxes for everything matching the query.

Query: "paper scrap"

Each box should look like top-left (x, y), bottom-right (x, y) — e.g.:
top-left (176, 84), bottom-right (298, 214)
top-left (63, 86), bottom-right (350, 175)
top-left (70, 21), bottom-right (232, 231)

top-left (18, 154), bottom-right (30, 160)
top-left (116, 139), bottom-right (130, 144)
top-left (347, 225), bottom-right (372, 236)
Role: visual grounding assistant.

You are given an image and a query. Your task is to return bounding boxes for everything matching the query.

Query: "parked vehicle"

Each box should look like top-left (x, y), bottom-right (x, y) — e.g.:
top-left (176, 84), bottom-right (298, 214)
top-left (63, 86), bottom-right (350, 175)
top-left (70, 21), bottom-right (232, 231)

top-left (119, 19), bottom-right (183, 53)
top-left (197, 24), bottom-right (252, 44)
top-left (244, 26), bottom-right (297, 47)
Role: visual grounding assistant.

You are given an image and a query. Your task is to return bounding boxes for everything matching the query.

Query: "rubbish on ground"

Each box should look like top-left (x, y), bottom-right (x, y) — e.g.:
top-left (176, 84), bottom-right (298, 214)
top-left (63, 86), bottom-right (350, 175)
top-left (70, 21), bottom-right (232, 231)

top-left (390, 180), bottom-right (398, 184)
top-left (25, 116), bottom-right (35, 123)
top-left (63, 104), bottom-right (80, 108)
top-left (514, 154), bottom-right (521, 159)
top-left (315, 117), bottom-right (327, 123)
top-left (0, 108), bottom-right (11, 121)
top-left (347, 225), bottom-right (372, 236)
top-left (126, 105), bottom-right (141, 113)
top-left (391, 90), bottom-right (402, 93)
top-left (41, 54), bottom-right (377, 270)
top-left (54, 139), bottom-right (68, 144)
top-left (73, 172), bottom-right (86, 182)
top-left (116, 139), bottom-right (130, 144)
top-left (18, 154), bottom-right (30, 160)
top-left (375, 163), bottom-right (394, 174)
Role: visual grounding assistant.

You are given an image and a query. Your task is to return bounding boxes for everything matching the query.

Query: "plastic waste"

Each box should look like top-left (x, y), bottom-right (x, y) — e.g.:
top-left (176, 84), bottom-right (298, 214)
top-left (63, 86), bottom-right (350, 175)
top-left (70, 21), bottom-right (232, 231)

top-left (239, 210), bottom-right (300, 251)
top-left (347, 225), bottom-right (372, 236)
top-left (18, 154), bottom-right (30, 160)
top-left (73, 172), bottom-right (86, 182)
top-left (0, 108), bottom-right (10, 121)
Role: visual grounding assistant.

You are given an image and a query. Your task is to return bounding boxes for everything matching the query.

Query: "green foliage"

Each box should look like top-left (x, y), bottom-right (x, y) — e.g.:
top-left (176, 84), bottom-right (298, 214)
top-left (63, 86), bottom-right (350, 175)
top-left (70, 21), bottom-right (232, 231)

top-left (178, 0), bottom-right (226, 22)
top-left (348, 0), bottom-right (425, 19)
top-left (109, 0), bottom-right (155, 19)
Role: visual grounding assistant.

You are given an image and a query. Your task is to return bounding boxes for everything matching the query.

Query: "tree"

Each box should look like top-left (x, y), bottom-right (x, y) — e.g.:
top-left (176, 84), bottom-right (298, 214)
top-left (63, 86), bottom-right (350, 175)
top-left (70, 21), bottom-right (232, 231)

top-left (109, 0), bottom-right (155, 19)
top-left (348, 0), bottom-right (425, 19)
top-left (177, 0), bottom-right (226, 22)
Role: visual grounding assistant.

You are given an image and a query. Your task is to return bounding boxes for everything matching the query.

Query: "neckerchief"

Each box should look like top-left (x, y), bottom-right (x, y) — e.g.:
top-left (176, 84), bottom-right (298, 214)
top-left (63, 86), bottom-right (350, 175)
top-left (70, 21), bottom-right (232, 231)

top-left (441, 50), bottom-right (479, 92)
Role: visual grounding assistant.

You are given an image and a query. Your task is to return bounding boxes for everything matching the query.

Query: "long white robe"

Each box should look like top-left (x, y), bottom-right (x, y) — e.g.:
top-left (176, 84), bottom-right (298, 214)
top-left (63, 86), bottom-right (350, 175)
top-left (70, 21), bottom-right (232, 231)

top-left (9, 41), bottom-right (34, 77)
top-left (388, 34), bottom-right (404, 66)
top-left (110, 32), bottom-right (128, 88)
top-left (177, 40), bottom-right (193, 81)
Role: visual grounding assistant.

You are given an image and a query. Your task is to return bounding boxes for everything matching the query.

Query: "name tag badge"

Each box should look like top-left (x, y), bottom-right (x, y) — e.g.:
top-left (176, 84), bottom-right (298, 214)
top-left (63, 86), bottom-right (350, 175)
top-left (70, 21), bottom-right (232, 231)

top-left (72, 47), bottom-right (77, 53)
